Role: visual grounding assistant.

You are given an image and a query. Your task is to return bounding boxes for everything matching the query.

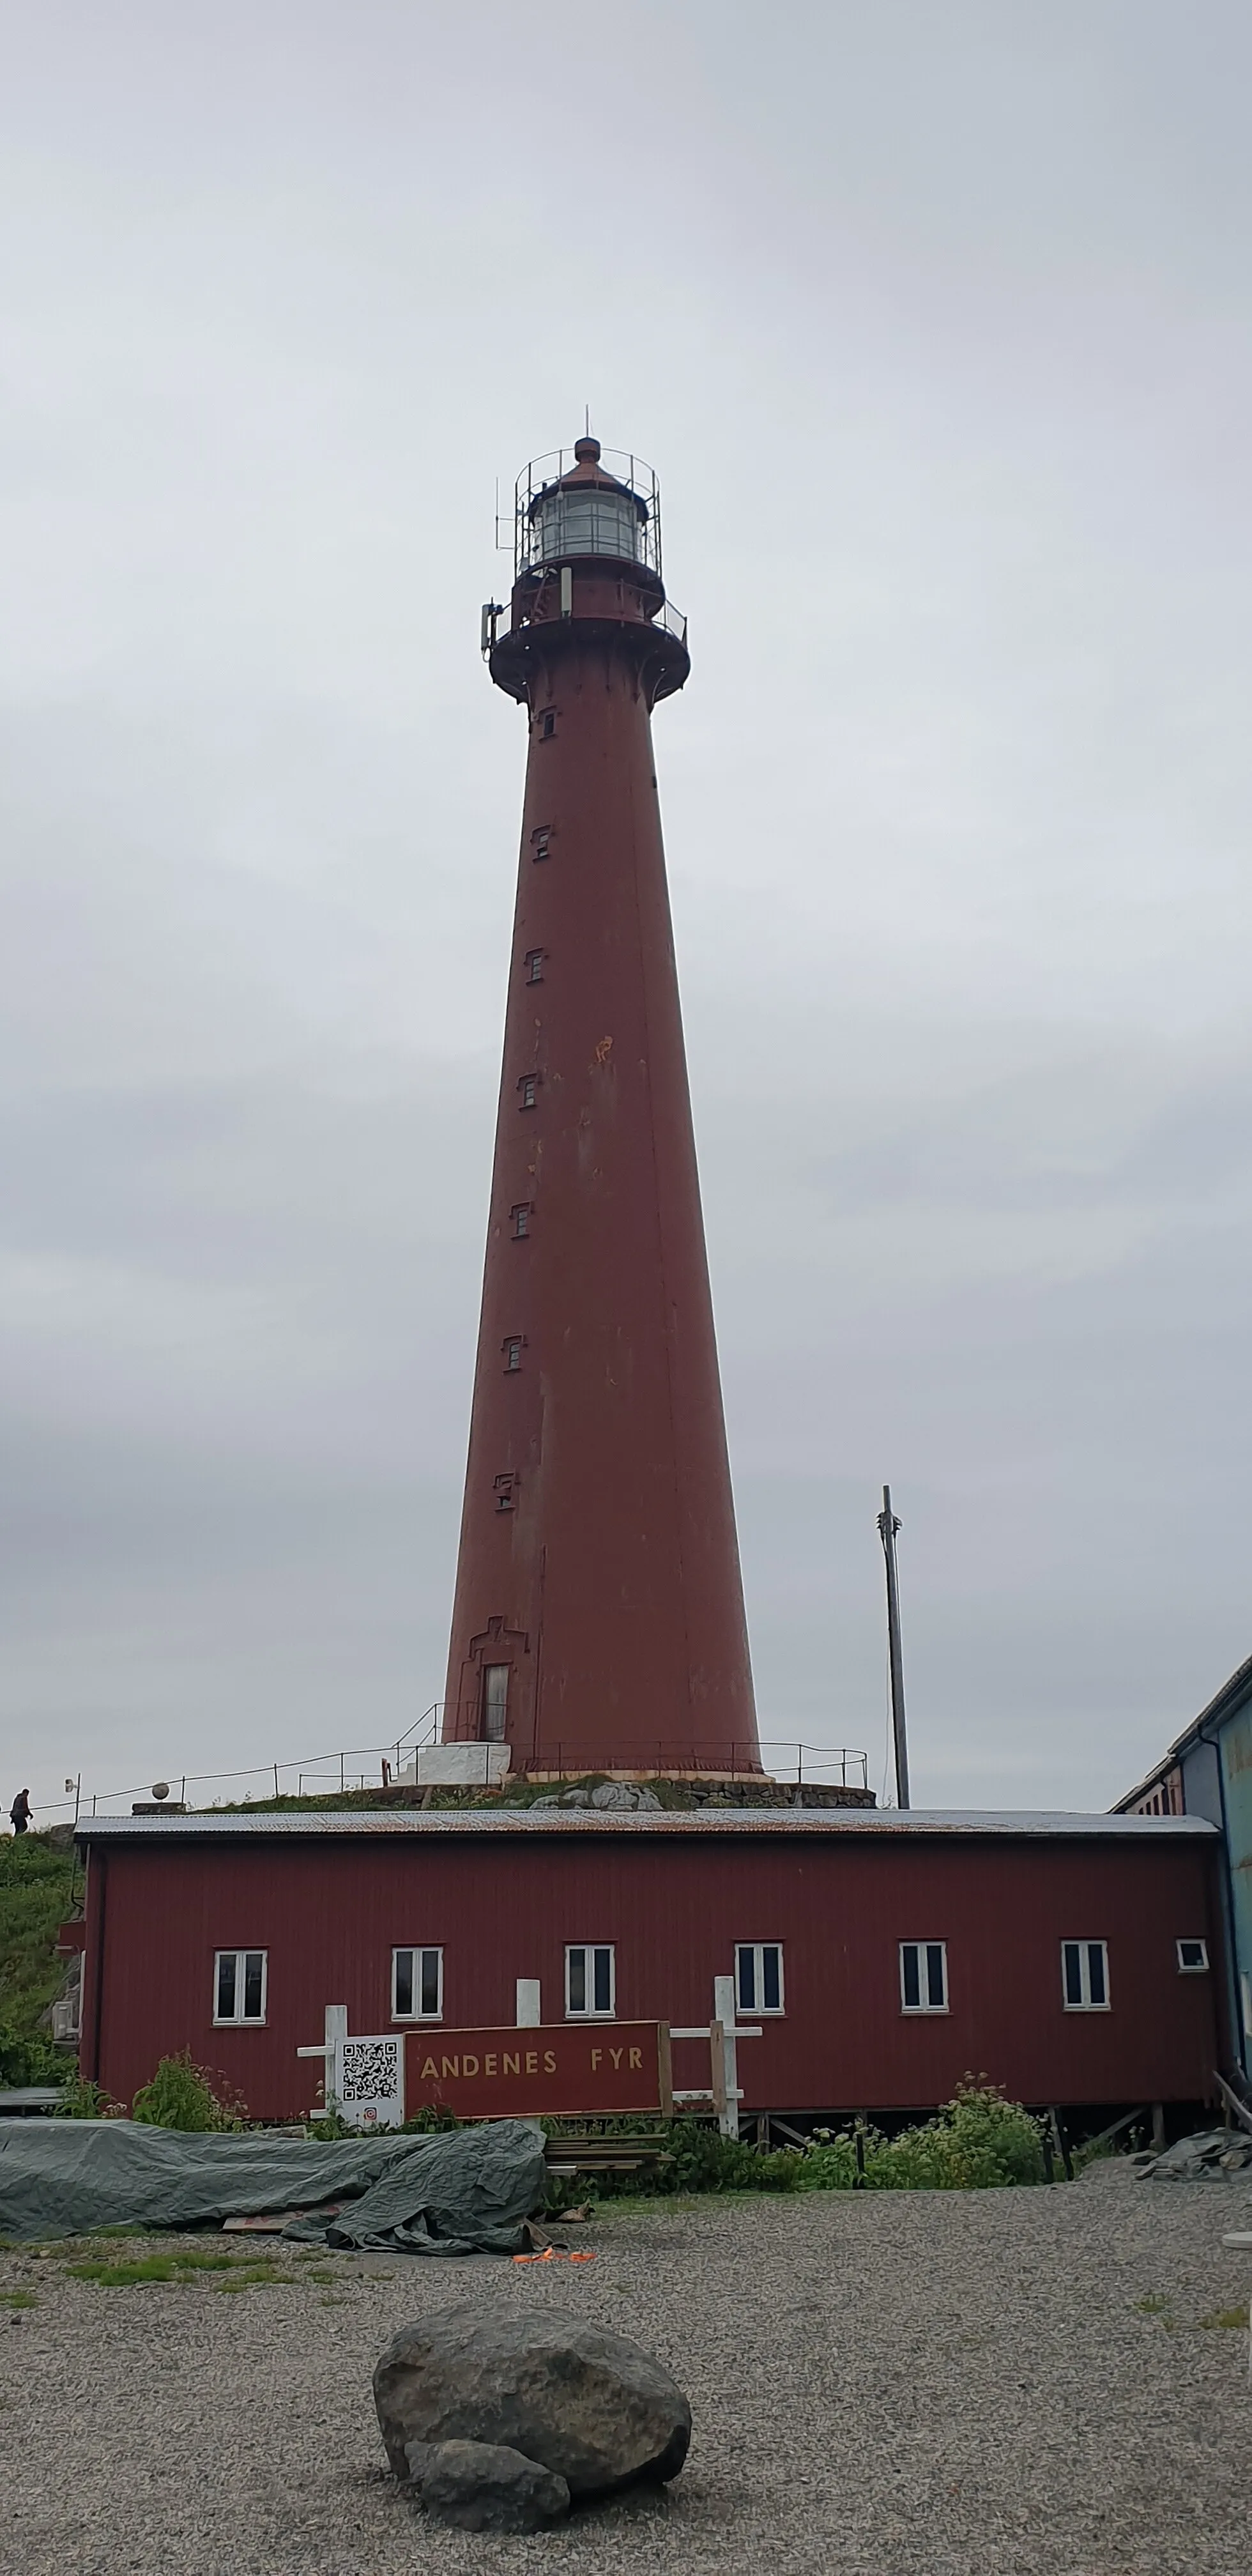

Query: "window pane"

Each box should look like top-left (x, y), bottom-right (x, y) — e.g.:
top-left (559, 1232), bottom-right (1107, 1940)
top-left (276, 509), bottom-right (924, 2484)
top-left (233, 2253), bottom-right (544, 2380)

top-left (243, 1953), bottom-right (264, 2019)
top-left (484, 1665), bottom-right (508, 1740)
top-left (1062, 1943), bottom-right (1083, 2005)
top-left (926, 1945), bottom-right (946, 2009)
top-left (393, 1950), bottom-right (414, 2017)
top-left (761, 1946), bottom-right (781, 2012)
top-left (737, 1947), bottom-right (755, 2012)
top-left (1087, 1943), bottom-right (1106, 2007)
top-left (568, 1949), bottom-right (586, 2014)
top-left (901, 1945), bottom-right (920, 2010)
top-left (420, 1950), bottom-right (441, 2017)
top-left (592, 1948), bottom-right (612, 2014)
top-left (216, 1953), bottom-right (236, 2020)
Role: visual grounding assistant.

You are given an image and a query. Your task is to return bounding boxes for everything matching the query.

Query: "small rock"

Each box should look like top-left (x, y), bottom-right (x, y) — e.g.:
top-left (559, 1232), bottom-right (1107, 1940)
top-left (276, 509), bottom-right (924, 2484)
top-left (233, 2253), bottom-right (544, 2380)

top-left (375, 2306), bottom-right (691, 2495)
top-left (411, 2439), bottom-right (570, 2532)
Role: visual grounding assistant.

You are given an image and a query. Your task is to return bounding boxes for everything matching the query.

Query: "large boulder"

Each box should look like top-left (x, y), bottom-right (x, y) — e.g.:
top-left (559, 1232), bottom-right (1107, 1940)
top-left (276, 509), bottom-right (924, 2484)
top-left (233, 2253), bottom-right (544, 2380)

top-left (409, 2439), bottom-right (570, 2533)
top-left (374, 2306), bottom-right (691, 2496)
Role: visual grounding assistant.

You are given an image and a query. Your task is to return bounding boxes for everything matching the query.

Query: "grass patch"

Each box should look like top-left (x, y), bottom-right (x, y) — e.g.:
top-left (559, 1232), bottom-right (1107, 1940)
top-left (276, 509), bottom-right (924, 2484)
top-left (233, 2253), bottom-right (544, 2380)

top-left (1134, 2293), bottom-right (1172, 2315)
top-left (67, 2256), bottom-right (183, 2287)
top-left (1198, 2303), bottom-right (1249, 2331)
top-left (66, 2247), bottom-right (293, 2288)
top-left (0, 2290), bottom-right (38, 2309)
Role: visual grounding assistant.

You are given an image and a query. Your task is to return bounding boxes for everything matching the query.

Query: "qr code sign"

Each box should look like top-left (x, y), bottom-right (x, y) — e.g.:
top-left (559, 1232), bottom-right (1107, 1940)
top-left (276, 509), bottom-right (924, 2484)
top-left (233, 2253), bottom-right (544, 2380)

top-left (334, 2035), bottom-right (403, 2124)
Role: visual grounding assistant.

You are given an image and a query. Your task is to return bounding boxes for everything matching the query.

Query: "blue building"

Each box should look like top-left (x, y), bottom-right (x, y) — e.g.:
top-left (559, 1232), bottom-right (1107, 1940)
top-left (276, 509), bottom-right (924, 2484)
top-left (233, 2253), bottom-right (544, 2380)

top-left (1117, 1652), bottom-right (1252, 2080)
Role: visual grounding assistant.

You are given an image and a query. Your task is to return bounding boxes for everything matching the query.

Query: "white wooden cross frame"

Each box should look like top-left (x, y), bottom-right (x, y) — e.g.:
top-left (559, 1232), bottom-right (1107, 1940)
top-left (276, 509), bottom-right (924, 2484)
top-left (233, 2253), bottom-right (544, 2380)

top-left (669, 1973), bottom-right (763, 2138)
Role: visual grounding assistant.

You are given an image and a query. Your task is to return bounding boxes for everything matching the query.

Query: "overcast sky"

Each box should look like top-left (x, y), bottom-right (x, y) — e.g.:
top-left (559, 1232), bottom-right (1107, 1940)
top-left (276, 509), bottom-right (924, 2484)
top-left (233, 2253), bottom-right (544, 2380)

top-left (3, 1), bottom-right (1250, 1821)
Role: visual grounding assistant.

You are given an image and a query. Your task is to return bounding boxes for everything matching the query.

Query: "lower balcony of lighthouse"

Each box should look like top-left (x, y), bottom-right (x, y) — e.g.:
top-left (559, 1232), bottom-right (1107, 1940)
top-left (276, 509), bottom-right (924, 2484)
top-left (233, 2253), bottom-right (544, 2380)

top-left (390, 1723), bottom-right (876, 1811)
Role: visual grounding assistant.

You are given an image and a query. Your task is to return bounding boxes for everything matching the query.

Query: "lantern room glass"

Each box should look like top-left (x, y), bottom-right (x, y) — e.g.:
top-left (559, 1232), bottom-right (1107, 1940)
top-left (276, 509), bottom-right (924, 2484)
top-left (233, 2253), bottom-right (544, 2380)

top-left (531, 486), bottom-right (641, 567)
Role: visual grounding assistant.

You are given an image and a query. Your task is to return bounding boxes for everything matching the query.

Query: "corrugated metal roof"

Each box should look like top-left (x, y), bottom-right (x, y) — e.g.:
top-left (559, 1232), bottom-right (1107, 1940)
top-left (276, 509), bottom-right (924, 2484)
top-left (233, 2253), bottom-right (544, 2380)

top-left (75, 1805), bottom-right (1218, 1843)
top-left (1114, 1646), bottom-right (1252, 1810)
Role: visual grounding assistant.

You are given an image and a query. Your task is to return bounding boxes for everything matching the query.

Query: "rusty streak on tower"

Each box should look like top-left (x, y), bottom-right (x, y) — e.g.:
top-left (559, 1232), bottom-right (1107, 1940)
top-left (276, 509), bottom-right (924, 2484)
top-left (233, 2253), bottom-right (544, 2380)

top-left (444, 438), bottom-right (761, 1778)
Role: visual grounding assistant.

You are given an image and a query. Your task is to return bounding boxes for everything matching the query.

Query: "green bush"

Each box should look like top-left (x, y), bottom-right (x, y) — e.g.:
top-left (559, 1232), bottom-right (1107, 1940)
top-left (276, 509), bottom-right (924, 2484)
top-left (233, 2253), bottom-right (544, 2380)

top-left (131, 2051), bottom-right (247, 2132)
top-left (53, 2073), bottom-right (119, 2119)
top-left (795, 2127), bottom-right (862, 2189)
top-left (797, 2084), bottom-right (1047, 2193)
top-left (0, 1834), bottom-right (77, 2050)
top-left (0, 2021), bottom-right (66, 2087)
top-left (574, 2085), bottom-right (1046, 2203)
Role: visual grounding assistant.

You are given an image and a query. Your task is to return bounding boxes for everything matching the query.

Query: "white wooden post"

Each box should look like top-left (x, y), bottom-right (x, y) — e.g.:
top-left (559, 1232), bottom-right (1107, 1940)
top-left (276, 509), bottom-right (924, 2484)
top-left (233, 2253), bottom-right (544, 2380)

top-left (515, 1979), bottom-right (541, 2027)
top-left (713, 1974), bottom-right (740, 2138)
top-left (296, 2003), bottom-right (349, 2115)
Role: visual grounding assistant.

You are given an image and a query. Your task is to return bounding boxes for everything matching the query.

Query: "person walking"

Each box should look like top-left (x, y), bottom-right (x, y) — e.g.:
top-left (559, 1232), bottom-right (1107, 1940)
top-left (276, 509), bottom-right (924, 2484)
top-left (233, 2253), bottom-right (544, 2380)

top-left (9, 1789), bottom-right (31, 1835)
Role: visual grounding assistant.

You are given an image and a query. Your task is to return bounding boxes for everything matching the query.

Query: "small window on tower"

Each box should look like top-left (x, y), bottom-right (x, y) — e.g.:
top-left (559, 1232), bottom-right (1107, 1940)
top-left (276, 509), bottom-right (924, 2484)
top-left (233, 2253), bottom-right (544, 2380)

top-left (482, 1665), bottom-right (509, 1742)
top-left (525, 949), bottom-right (545, 984)
top-left (510, 1204), bottom-right (531, 1239)
top-left (538, 709), bottom-right (556, 740)
top-left (517, 1075), bottom-right (538, 1110)
top-left (531, 829), bottom-right (551, 862)
top-left (493, 1473), bottom-right (516, 1512)
top-left (503, 1337), bottom-right (524, 1373)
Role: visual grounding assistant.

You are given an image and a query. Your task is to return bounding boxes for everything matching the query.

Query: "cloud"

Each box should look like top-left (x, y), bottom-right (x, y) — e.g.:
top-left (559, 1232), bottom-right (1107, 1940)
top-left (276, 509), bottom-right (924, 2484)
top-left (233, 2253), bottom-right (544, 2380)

top-left (3, 3), bottom-right (1251, 1820)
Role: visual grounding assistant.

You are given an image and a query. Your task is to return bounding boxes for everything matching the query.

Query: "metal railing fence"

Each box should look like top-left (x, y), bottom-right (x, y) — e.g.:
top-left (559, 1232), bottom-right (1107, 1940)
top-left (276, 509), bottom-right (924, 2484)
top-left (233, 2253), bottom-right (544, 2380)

top-left (25, 1723), bottom-right (869, 1824)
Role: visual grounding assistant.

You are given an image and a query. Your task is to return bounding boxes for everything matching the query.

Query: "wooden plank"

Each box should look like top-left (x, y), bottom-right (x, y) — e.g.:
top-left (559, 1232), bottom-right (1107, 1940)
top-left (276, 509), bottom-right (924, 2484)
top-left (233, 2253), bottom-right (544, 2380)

top-left (1078, 2104), bottom-right (1149, 2156)
top-left (657, 2021), bottom-right (673, 2122)
top-left (710, 2021), bottom-right (727, 2121)
top-left (1215, 2071), bottom-right (1252, 2138)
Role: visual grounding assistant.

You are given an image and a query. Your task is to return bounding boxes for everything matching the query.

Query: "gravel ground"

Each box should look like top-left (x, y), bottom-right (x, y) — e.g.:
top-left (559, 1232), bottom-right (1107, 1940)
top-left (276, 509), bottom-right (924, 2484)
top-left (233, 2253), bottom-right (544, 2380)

top-left (1, 2163), bottom-right (1248, 2576)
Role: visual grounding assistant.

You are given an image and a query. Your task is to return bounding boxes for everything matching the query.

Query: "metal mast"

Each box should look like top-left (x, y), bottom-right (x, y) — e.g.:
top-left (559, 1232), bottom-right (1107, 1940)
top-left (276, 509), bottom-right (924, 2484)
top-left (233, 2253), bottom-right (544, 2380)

top-left (876, 1485), bottom-right (910, 1808)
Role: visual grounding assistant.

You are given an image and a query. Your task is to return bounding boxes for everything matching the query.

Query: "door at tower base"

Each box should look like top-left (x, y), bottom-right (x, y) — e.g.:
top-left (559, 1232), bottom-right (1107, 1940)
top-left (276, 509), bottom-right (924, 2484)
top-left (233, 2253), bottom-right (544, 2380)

top-left (407, 2022), bottom-right (667, 2120)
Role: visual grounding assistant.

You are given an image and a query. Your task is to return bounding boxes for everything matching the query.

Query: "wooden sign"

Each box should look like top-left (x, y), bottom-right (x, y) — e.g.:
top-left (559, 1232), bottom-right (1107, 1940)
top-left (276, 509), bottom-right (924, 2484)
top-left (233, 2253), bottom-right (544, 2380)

top-left (407, 2021), bottom-right (671, 2120)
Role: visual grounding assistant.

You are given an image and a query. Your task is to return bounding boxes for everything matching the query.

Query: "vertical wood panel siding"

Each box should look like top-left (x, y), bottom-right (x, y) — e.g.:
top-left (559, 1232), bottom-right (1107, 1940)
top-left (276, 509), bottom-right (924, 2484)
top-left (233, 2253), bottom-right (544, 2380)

top-left (85, 1833), bottom-right (1223, 2121)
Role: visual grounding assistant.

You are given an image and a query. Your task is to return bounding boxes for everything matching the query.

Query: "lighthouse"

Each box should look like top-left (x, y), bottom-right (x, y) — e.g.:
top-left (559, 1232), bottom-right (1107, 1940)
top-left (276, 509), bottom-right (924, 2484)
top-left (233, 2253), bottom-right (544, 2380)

top-left (443, 438), bottom-right (761, 1779)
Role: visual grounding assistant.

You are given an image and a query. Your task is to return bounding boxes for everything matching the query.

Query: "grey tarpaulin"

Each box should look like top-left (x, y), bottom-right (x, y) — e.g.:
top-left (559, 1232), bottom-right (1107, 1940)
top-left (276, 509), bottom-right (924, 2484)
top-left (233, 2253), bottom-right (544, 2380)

top-left (0, 2117), bottom-right (547, 2251)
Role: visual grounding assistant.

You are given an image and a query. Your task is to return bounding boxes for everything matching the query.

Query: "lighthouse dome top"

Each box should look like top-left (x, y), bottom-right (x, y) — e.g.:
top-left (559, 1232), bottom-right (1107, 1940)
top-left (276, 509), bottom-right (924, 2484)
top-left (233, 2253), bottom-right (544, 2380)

top-left (514, 441), bottom-right (664, 583)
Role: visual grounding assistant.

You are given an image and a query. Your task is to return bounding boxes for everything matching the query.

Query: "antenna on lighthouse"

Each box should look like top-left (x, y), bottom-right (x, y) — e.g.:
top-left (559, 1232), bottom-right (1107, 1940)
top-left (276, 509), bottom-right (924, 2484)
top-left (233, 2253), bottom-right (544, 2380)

top-left (876, 1485), bottom-right (911, 1808)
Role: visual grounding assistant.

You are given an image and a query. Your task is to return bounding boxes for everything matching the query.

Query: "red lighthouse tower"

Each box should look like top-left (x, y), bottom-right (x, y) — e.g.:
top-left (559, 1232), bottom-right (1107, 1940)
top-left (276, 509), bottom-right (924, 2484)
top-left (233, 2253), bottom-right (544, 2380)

top-left (443, 438), bottom-right (761, 1779)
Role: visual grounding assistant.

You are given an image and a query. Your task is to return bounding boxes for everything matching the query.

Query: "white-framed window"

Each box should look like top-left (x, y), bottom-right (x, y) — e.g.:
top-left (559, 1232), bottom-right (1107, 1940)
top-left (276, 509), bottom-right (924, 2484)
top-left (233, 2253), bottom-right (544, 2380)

top-left (1176, 1937), bottom-right (1209, 1974)
top-left (565, 1944), bottom-right (615, 2018)
top-left (213, 1949), bottom-right (266, 2025)
top-left (392, 1946), bottom-right (443, 2020)
top-left (1062, 1940), bottom-right (1110, 2011)
top-left (735, 1943), bottom-right (784, 2014)
top-left (899, 1940), bottom-right (948, 2013)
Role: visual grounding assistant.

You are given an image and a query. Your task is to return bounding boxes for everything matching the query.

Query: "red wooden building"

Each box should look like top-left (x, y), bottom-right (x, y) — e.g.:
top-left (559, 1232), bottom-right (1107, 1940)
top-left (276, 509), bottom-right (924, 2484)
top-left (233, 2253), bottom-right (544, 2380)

top-left (75, 1805), bottom-right (1226, 2126)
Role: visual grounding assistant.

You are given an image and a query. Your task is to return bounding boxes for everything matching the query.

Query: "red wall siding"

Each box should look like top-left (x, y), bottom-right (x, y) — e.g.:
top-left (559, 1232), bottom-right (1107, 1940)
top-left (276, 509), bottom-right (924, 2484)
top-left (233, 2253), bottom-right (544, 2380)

top-left (82, 1830), bottom-right (1223, 2122)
